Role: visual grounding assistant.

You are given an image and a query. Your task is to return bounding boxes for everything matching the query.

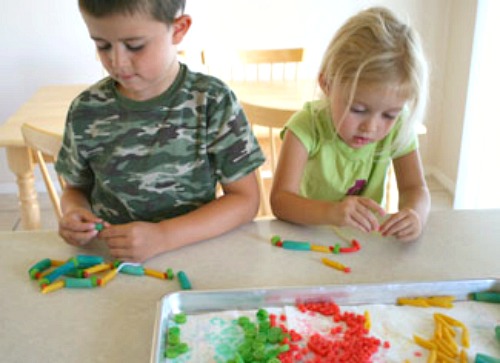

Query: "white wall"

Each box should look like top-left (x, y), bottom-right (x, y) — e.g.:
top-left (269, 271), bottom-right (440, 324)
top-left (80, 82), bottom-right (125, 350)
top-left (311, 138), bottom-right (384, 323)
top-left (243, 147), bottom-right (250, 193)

top-left (454, 0), bottom-right (500, 209)
top-left (0, 1), bottom-right (103, 192)
top-left (429, 1), bottom-right (478, 195)
top-left (0, 0), bottom-right (462, 198)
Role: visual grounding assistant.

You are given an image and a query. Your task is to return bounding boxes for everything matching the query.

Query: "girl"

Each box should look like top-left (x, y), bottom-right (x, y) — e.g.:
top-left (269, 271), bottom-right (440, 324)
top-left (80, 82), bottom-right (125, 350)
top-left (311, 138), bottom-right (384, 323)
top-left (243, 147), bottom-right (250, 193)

top-left (270, 7), bottom-right (430, 242)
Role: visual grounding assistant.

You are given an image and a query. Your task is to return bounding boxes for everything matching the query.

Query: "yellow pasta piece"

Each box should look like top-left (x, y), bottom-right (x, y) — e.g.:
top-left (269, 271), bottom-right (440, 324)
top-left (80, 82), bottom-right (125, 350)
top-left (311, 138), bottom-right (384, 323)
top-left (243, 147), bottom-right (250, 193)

top-left (436, 350), bottom-right (457, 362)
top-left (435, 338), bottom-right (458, 358)
top-left (427, 349), bottom-right (437, 363)
top-left (434, 319), bottom-right (443, 340)
top-left (461, 326), bottom-right (470, 348)
top-left (398, 297), bottom-right (430, 307)
top-left (442, 328), bottom-right (459, 353)
top-left (427, 296), bottom-right (455, 308)
top-left (441, 322), bottom-right (457, 338)
top-left (310, 245), bottom-right (331, 253)
top-left (435, 313), bottom-right (465, 329)
top-left (397, 295), bottom-right (455, 308)
top-left (414, 334), bottom-right (437, 350)
top-left (364, 310), bottom-right (371, 330)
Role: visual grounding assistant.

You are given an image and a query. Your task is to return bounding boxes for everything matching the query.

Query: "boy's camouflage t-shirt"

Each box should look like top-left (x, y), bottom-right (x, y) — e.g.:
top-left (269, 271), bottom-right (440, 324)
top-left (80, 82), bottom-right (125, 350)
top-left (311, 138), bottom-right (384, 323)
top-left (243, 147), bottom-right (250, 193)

top-left (55, 64), bottom-right (265, 224)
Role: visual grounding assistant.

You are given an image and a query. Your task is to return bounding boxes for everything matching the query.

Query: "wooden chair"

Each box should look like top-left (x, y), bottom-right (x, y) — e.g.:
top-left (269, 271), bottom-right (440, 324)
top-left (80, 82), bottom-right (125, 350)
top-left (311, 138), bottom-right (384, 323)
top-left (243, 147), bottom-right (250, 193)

top-left (202, 48), bottom-right (304, 217)
top-left (241, 102), bottom-right (296, 216)
top-left (201, 48), bottom-right (304, 82)
top-left (21, 122), bottom-right (65, 220)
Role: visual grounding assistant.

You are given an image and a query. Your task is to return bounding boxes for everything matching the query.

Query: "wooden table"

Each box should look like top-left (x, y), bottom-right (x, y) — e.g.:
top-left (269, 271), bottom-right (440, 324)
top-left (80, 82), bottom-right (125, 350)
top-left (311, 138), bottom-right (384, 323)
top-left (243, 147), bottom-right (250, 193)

top-left (228, 79), bottom-right (320, 112)
top-left (0, 84), bottom-right (87, 230)
top-left (0, 211), bottom-right (499, 362)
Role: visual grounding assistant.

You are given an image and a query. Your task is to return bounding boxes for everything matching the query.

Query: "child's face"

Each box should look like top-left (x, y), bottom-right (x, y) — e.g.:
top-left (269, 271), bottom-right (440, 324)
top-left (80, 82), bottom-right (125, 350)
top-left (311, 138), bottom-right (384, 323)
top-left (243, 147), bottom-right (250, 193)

top-left (81, 11), bottom-right (190, 101)
top-left (330, 83), bottom-right (407, 149)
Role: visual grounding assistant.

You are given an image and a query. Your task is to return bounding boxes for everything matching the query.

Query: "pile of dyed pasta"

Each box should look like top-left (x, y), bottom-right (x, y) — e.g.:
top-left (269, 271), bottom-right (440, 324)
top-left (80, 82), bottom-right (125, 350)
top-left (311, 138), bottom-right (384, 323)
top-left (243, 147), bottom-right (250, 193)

top-left (163, 297), bottom-right (500, 362)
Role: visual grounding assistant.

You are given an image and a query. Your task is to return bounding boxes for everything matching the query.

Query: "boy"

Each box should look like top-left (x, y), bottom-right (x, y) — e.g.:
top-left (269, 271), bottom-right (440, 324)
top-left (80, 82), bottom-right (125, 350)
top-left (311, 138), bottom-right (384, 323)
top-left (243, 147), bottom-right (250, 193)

top-left (56, 0), bottom-right (265, 262)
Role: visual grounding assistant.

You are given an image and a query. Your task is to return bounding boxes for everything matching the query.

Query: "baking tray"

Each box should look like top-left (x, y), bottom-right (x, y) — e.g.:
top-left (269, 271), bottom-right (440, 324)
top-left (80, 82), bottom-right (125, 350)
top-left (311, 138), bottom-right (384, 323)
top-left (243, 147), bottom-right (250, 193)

top-left (150, 278), bottom-right (499, 362)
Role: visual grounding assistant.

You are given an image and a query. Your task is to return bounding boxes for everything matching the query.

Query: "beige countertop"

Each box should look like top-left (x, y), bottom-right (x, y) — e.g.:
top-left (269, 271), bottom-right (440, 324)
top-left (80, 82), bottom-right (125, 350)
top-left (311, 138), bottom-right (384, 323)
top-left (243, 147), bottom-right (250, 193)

top-left (0, 210), bottom-right (499, 362)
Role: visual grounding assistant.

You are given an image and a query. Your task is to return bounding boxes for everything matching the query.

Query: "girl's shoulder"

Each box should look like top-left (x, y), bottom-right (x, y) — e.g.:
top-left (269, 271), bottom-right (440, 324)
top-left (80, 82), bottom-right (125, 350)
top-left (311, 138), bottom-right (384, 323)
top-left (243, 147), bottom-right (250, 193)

top-left (287, 100), bottom-right (331, 136)
top-left (283, 100), bottom-right (332, 154)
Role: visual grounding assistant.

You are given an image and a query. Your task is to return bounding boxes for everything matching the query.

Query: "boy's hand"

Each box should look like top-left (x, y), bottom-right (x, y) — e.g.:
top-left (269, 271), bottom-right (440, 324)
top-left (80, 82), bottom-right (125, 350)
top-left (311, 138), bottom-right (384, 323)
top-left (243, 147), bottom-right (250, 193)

top-left (379, 208), bottom-right (422, 242)
top-left (98, 221), bottom-right (163, 263)
top-left (331, 196), bottom-right (386, 233)
top-left (59, 208), bottom-right (103, 246)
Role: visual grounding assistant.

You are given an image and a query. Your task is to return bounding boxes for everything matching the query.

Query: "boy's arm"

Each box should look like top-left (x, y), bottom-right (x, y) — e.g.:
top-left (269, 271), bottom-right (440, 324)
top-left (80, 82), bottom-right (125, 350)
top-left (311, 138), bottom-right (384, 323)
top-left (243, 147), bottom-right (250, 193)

top-left (270, 131), bottom-right (383, 231)
top-left (157, 171), bottom-right (260, 247)
top-left (98, 171), bottom-right (261, 262)
top-left (60, 185), bottom-right (92, 214)
top-left (59, 185), bottom-right (103, 245)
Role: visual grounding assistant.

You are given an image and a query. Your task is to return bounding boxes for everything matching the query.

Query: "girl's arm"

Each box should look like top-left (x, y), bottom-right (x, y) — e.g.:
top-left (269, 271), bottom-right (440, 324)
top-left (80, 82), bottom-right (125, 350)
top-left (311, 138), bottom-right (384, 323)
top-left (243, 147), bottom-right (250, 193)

top-left (98, 171), bottom-right (261, 262)
top-left (379, 149), bottom-right (430, 240)
top-left (270, 131), bottom-right (383, 230)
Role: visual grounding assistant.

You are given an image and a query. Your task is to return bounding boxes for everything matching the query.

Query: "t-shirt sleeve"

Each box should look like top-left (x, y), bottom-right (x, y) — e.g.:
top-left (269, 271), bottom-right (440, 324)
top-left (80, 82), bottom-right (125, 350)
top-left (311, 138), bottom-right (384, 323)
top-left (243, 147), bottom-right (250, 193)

top-left (390, 112), bottom-right (419, 159)
top-left (392, 136), bottom-right (418, 159)
top-left (281, 105), bottom-right (316, 155)
top-left (55, 100), bottom-right (94, 190)
top-left (205, 89), bottom-right (265, 184)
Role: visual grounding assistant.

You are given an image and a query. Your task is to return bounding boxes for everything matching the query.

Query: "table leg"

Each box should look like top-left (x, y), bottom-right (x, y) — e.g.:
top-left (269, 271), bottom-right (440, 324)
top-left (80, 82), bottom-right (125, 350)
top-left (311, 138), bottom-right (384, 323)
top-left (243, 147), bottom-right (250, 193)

top-left (6, 146), bottom-right (41, 230)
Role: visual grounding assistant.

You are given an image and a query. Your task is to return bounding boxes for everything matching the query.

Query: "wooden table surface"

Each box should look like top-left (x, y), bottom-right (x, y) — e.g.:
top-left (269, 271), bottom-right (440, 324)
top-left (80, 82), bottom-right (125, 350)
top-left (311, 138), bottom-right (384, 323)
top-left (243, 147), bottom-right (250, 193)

top-left (0, 84), bottom-right (87, 230)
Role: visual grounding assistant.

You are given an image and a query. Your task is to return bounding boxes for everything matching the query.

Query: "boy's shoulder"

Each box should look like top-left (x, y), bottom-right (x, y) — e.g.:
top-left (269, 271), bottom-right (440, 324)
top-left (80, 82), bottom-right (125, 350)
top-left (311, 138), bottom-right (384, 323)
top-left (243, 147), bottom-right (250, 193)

top-left (71, 77), bottom-right (115, 107)
top-left (182, 66), bottom-right (234, 96)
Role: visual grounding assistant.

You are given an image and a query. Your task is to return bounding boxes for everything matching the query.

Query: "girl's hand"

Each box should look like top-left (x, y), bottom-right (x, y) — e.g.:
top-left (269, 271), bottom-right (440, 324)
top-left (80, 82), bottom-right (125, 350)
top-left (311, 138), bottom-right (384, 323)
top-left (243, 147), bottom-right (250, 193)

top-left (98, 221), bottom-right (164, 262)
top-left (332, 196), bottom-right (386, 233)
top-left (59, 208), bottom-right (103, 246)
top-left (379, 208), bottom-right (422, 241)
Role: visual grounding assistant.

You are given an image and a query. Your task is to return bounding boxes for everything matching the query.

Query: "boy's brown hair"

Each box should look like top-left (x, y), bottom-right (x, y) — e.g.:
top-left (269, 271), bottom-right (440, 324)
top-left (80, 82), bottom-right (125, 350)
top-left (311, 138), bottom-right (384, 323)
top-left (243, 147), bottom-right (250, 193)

top-left (78, 0), bottom-right (186, 24)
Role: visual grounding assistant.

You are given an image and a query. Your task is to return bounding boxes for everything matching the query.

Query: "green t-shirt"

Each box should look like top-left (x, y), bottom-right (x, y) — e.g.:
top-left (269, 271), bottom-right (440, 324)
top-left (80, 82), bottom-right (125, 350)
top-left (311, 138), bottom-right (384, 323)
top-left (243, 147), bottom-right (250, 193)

top-left (55, 64), bottom-right (265, 224)
top-left (284, 101), bottom-right (417, 204)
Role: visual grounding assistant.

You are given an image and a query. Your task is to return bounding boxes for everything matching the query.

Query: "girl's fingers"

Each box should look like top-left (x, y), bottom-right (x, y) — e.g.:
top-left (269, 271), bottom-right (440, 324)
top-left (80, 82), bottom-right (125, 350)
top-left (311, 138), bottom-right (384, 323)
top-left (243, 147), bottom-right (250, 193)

top-left (357, 206), bottom-right (380, 232)
top-left (352, 210), bottom-right (375, 233)
top-left (380, 212), bottom-right (419, 241)
top-left (360, 198), bottom-right (386, 217)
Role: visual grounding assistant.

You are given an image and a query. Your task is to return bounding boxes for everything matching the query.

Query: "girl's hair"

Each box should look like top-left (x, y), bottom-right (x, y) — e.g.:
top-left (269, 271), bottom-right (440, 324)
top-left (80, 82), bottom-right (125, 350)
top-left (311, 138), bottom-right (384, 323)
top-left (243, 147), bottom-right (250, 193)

top-left (319, 7), bottom-right (429, 154)
top-left (78, 0), bottom-right (186, 24)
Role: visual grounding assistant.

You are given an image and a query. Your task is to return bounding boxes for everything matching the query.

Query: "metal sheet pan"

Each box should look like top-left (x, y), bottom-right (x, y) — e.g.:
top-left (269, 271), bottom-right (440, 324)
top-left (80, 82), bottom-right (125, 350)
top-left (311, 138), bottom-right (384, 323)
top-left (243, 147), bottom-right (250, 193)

top-left (150, 278), bottom-right (499, 362)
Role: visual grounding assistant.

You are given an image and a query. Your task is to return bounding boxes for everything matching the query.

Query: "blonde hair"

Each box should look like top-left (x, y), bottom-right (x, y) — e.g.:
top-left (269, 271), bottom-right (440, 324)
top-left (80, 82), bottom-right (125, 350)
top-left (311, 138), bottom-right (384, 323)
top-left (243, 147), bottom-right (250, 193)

top-left (318, 7), bottom-right (428, 153)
